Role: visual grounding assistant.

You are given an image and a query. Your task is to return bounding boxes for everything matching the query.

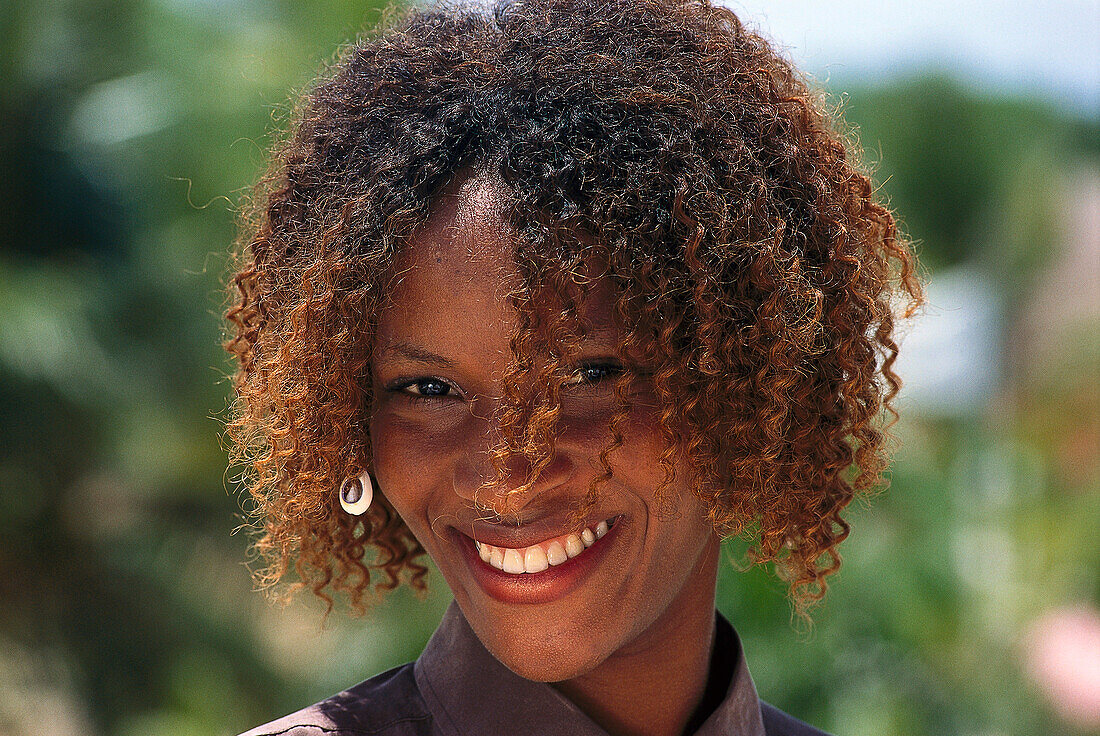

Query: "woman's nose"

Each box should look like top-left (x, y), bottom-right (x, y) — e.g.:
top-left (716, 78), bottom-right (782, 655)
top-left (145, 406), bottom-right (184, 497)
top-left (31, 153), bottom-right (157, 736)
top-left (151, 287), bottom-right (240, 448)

top-left (450, 409), bottom-right (574, 516)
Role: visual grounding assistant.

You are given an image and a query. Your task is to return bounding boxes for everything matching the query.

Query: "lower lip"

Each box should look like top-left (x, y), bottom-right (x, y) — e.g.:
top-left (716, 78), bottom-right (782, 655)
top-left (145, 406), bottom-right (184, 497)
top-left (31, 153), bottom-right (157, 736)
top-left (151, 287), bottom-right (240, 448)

top-left (454, 519), bottom-right (622, 605)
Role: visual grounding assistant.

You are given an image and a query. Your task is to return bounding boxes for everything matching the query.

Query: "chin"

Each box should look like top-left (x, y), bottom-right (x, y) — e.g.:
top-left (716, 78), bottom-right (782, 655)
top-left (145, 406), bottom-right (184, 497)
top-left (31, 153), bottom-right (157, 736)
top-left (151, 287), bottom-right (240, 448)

top-left (474, 616), bottom-right (611, 683)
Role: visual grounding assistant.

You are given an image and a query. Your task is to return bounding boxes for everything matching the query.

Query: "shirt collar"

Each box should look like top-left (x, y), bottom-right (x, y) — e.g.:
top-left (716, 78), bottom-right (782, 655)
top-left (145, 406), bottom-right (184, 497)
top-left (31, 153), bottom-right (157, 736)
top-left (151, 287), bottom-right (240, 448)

top-left (414, 601), bottom-right (766, 736)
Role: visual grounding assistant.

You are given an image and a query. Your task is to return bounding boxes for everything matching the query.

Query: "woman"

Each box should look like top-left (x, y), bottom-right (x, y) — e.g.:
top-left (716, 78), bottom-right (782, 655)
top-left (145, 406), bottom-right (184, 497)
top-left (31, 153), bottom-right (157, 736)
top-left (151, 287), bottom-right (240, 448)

top-left (226, 0), bottom-right (921, 734)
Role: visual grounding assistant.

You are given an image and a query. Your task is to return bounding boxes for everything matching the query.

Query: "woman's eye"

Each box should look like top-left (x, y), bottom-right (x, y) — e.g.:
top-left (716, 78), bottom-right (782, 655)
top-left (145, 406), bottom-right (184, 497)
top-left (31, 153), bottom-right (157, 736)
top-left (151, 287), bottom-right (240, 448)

top-left (562, 363), bottom-right (623, 387)
top-left (400, 378), bottom-right (454, 398)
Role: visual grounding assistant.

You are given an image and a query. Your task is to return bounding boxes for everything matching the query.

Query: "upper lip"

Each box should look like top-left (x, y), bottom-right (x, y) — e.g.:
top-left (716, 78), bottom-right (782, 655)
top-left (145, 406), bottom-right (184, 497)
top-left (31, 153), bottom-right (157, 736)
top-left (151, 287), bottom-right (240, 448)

top-left (451, 512), bottom-right (619, 549)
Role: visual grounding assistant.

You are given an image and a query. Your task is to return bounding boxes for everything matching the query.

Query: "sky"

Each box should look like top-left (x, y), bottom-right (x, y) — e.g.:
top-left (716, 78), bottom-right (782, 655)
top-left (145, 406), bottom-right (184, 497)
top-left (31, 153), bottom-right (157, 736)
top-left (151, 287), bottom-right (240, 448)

top-left (724, 0), bottom-right (1099, 115)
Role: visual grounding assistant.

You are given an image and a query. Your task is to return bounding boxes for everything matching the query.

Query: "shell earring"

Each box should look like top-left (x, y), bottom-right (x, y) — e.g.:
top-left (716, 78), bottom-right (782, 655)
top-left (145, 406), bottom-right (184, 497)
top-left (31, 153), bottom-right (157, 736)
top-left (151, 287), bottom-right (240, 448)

top-left (339, 472), bottom-right (373, 516)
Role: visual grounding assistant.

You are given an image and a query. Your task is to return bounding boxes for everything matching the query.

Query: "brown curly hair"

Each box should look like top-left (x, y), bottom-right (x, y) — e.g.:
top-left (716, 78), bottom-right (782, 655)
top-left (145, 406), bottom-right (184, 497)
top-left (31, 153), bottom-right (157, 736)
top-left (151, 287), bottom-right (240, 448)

top-left (225, 0), bottom-right (921, 616)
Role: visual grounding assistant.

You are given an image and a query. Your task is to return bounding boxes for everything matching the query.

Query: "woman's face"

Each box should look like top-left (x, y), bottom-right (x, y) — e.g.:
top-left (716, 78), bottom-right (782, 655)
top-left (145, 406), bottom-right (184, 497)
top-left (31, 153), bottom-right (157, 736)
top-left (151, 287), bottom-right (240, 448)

top-left (369, 175), bottom-right (719, 682)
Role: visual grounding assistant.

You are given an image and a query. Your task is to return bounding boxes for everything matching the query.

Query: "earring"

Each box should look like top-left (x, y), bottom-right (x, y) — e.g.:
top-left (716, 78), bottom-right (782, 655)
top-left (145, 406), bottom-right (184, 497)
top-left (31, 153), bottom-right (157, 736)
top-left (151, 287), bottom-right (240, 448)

top-left (339, 471), bottom-right (373, 516)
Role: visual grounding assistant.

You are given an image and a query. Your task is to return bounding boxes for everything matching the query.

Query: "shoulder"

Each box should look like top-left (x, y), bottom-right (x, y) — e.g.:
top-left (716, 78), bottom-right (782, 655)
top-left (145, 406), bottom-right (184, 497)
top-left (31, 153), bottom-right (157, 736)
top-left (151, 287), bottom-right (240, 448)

top-left (237, 663), bottom-right (433, 736)
top-left (761, 701), bottom-right (835, 736)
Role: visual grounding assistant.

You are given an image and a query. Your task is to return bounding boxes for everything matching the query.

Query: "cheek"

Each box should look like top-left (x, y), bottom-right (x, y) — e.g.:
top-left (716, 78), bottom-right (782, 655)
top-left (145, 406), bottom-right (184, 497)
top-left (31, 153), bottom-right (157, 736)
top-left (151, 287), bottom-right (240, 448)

top-left (558, 382), bottom-right (663, 449)
top-left (562, 391), bottom-right (711, 553)
top-left (558, 391), bottom-right (670, 486)
top-left (369, 408), bottom-right (464, 525)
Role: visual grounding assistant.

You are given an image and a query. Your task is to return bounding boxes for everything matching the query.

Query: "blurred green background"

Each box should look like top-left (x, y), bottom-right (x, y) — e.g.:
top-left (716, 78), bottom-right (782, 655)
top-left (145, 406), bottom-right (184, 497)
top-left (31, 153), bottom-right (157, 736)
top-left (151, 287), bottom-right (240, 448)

top-left (1, 1), bottom-right (1097, 735)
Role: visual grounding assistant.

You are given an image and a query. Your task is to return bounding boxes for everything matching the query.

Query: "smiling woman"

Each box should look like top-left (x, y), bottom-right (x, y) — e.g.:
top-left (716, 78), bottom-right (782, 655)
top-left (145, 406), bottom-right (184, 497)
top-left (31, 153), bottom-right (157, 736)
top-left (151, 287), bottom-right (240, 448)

top-left (368, 172), bottom-right (724, 701)
top-left (224, 0), bottom-right (921, 734)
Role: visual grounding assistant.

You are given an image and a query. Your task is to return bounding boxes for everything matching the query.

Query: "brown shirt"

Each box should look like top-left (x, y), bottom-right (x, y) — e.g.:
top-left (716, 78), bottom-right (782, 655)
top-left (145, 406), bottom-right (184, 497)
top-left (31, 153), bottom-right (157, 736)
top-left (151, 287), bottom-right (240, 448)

top-left (239, 601), bottom-right (830, 736)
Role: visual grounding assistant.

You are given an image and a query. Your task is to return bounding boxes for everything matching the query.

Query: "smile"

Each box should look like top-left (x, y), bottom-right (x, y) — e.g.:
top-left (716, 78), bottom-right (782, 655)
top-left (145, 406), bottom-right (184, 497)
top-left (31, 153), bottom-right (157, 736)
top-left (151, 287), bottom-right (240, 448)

top-left (474, 518), bottom-right (617, 574)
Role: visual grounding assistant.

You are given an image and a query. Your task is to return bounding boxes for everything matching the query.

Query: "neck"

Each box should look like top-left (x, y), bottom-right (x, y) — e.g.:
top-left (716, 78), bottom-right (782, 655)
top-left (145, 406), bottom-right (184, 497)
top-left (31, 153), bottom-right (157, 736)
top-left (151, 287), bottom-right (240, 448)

top-left (552, 538), bottom-right (721, 736)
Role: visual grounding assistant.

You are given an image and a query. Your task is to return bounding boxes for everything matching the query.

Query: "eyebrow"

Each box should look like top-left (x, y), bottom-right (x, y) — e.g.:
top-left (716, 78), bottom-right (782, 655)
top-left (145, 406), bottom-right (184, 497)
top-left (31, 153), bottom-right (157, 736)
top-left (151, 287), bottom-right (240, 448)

top-left (579, 326), bottom-right (618, 345)
top-left (374, 341), bottom-right (459, 368)
top-left (374, 328), bottom-right (620, 367)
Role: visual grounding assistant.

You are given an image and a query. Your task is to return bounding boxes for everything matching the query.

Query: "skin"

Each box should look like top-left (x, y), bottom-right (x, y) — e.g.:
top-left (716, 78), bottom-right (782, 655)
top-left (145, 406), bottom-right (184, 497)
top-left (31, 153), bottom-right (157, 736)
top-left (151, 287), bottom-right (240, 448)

top-left (369, 172), bottom-right (722, 736)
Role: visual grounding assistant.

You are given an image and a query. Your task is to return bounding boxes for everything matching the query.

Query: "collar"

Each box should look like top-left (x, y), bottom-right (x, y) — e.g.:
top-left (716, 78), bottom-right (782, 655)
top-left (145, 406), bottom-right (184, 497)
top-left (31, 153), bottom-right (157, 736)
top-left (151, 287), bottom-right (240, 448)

top-left (414, 601), bottom-right (767, 736)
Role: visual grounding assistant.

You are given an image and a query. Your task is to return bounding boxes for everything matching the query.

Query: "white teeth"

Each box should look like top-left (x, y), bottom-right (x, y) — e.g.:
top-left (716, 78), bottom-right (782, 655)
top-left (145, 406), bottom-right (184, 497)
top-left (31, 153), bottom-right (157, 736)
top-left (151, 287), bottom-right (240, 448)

top-left (546, 541), bottom-right (568, 566)
top-left (503, 548), bottom-right (525, 574)
top-left (524, 545), bottom-right (548, 573)
top-left (564, 534), bottom-right (584, 558)
top-left (475, 518), bottom-right (615, 575)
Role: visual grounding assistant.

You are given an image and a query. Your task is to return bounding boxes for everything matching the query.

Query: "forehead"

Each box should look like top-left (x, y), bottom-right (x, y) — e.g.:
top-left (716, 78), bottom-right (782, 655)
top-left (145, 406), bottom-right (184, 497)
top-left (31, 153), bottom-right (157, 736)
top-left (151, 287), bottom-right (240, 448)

top-left (374, 176), bottom-right (624, 365)
top-left (407, 171), bottom-right (518, 281)
top-left (377, 172), bottom-right (617, 345)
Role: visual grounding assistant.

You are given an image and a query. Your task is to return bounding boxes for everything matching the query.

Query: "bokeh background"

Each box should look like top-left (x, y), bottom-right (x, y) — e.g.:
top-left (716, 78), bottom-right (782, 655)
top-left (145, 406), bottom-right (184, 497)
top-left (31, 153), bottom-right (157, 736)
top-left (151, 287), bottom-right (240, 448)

top-left (1, 0), bottom-right (1097, 734)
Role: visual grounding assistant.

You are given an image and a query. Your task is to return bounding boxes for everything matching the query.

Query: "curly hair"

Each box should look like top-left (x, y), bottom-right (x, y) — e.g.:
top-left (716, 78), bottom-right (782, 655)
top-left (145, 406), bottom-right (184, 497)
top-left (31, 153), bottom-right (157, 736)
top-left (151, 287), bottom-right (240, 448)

top-left (225, 0), bottom-right (921, 617)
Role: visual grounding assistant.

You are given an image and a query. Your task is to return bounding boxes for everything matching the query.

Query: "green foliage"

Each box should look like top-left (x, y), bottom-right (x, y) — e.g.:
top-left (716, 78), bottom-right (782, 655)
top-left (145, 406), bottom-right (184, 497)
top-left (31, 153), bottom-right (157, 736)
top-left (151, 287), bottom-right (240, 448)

top-left (840, 75), bottom-right (1095, 272)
